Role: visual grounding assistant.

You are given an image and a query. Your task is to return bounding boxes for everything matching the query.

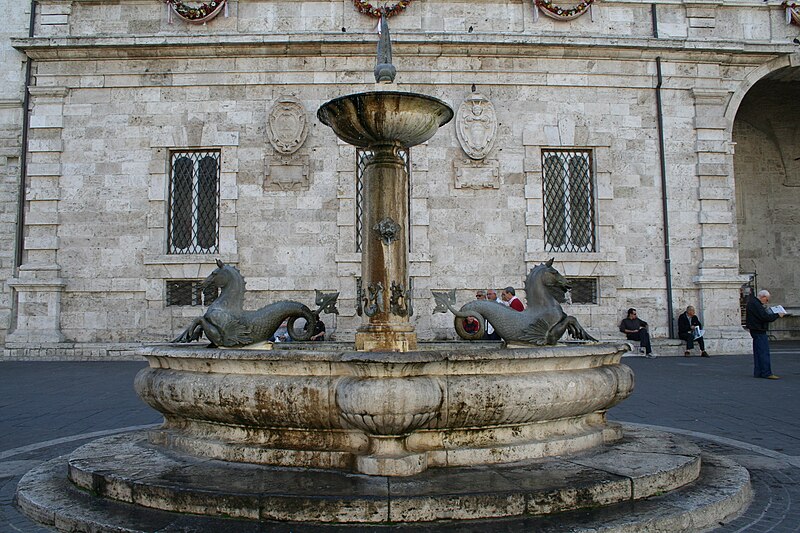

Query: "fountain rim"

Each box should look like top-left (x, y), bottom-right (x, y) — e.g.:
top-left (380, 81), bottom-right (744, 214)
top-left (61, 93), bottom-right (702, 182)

top-left (316, 90), bottom-right (454, 126)
top-left (139, 341), bottom-right (631, 364)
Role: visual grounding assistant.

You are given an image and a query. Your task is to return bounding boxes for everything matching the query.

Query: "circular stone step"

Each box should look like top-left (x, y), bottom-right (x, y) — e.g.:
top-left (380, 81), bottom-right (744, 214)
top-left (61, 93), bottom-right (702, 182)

top-left (16, 425), bottom-right (751, 530)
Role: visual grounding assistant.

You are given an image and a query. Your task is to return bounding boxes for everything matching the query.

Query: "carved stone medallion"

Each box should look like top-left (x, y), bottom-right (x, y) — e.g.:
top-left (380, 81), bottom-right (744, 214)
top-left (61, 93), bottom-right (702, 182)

top-left (268, 96), bottom-right (308, 155)
top-left (455, 92), bottom-right (497, 160)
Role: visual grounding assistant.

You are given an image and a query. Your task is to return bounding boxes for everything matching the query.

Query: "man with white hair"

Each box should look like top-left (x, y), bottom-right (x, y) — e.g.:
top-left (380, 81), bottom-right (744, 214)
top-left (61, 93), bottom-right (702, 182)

top-left (745, 289), bottom-right (786, 379)
top-left (678, 305), bottom-right (708, 357)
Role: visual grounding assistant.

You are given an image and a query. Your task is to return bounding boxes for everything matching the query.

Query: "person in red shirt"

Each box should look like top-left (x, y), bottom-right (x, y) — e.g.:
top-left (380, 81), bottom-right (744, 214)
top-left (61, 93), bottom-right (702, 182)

top-left (462, 291), bottom-right (485, 334)
top-left (463, 316), bottom-right (481, 334)
top-left (501, 287), bottom-right (524, 312)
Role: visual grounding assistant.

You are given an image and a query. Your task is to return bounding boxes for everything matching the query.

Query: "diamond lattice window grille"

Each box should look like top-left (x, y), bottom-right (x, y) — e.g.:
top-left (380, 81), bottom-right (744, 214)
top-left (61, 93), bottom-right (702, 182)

top-left (165, 280), bottom-right (219, 307)
top-left (168, 150), bottom-right (220, 254)
top-left (355, 148), bottom-right (410, 252)
top-left (542, 150), bottom-right (596, 253)
top-left (566, 277), bottom-right (598, 305)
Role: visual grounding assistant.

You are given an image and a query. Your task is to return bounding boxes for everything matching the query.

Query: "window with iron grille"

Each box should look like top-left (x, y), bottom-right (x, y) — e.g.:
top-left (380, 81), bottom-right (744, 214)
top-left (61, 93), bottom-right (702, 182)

top-left (165, 280), bottom-right (219, 307)
top-left (168, 150), bottom-right (220, 254)
top-left (355, 148), bottom-right (410, 252)
top-left (566, 277), bottom-right (598, 305)
top-left (542, 150), bottom-right (596, 253)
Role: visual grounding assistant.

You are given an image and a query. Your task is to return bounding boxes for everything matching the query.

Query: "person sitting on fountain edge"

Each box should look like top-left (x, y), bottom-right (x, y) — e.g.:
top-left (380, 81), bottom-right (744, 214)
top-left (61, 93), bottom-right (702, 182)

top-left (464, 290), bottom-right (501, 340)
top-left (619, 308), bottom-right (654, 358)
top-left (462, 291), bottom-right (485, 336)
top-left (271, 320), bottom-right (291, 343)
top-left (310, 319), bottom-right (326, 341)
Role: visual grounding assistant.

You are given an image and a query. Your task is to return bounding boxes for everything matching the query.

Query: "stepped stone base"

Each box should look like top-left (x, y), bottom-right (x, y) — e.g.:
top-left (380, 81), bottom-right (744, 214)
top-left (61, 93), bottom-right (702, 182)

top-left (2, 337), bottom-right (754, 361)
top-left (16, 425), bottom-right (751, 531)
top-left (2, 342), bottom-right (143, 361)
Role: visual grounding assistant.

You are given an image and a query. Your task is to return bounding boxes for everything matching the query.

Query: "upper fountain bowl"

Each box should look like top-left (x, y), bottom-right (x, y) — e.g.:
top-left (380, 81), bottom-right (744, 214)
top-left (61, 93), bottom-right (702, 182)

top-left (317, 91), bottom-right (454, 148)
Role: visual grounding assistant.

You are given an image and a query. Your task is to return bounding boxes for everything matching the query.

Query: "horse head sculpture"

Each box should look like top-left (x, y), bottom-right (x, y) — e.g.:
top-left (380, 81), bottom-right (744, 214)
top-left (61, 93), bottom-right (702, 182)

top-left (200, 259), bottom-right (245, 308)
top-left (432, 258), bottom-right (596, 345)
top-left (173, 260), bottom-right (339, 347)
top-left (525, 258), bottom-right (571, 305)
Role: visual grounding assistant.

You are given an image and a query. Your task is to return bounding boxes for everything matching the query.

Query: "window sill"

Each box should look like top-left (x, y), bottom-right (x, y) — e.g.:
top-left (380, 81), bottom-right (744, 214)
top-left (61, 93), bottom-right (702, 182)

top-left (144, 254), bottom-right (239, 265)
top-left (525, 252), bottom-right (618, 263)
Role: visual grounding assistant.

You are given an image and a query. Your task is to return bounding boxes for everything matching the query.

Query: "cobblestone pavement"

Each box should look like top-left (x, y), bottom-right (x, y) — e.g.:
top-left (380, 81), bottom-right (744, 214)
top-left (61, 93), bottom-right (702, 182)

top-left (2, 343), bottom-right (800, 532)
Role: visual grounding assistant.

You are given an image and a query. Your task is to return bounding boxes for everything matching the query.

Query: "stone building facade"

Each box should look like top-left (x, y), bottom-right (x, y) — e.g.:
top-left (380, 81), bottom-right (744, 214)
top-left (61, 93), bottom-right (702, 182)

top-left (2, 0), bottom-right (799, 358)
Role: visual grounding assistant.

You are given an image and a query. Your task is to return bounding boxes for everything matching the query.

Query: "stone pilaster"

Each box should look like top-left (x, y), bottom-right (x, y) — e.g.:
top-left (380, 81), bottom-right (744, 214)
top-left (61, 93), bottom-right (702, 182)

top-left (0, 98), bottom-right (23, 344)
top-left (6, 86), bottom-right (68, 344)
top-left (691, 87), bottom-right (749, 351)
top-left (684, 2), bottom-right (721, 37)
top-left (7, 267), bottom-right (65, 343)
top-left (37, 1), bottom-right (71, 37)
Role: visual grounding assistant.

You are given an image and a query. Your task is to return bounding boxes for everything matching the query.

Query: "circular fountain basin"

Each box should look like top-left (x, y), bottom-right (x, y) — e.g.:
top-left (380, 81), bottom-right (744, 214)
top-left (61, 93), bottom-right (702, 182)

top-left (19, 343), bottom-right (753, 530)
top-left (136, 342), bottom-right (633, 476)
top-left (317, 91), bottom-right (454, 148)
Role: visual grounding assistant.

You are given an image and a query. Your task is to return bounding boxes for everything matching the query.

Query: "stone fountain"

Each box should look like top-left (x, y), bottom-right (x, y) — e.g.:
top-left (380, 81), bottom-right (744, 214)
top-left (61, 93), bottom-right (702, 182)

top-left (15, 17), bottom-right (752, 532)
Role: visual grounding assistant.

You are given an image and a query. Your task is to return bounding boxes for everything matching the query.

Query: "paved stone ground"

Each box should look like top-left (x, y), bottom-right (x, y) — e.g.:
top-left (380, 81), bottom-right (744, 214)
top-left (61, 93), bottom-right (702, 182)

top-left (1, 343), bottom-right (799, 532)
top-left (612, 342), bottom-right (800, 532)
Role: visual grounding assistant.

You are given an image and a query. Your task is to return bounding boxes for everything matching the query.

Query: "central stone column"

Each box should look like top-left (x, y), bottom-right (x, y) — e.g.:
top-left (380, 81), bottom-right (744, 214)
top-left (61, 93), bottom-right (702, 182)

top-left (356, 143), bottom-right (416, 352)
top-left (318, 90), bottom-right (453, 352)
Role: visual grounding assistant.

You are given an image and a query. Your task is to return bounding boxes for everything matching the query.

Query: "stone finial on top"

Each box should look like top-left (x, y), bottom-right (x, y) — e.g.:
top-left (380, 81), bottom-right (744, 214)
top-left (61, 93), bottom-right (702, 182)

top-left (374, 14), bottom-right (397, 83)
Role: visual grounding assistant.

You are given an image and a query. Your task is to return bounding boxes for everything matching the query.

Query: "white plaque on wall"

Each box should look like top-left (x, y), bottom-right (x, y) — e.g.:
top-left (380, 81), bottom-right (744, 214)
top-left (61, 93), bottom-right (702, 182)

top-left (454, 159), bottom-right (500, 190)
top-left (455, 92), bottom-right (497, 160)
top-left (268, 96), bottom-right (308, 155)
top-left (265, 155), bottom-right (310, 191)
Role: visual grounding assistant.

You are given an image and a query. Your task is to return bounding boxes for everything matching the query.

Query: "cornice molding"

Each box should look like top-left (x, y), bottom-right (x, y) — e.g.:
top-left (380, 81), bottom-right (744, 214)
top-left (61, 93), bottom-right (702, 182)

top-left (0, 99), bottom-right (23, 109)
top-left (10, 33), bottom-right (797, 62)
top-left (28, 86), bottom-right (69, 98)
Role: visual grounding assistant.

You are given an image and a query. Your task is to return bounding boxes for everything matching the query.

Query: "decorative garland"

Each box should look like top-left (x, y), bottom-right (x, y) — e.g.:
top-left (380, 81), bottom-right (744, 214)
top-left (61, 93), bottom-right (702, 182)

top-left (534, 0), bottom-right (596, 21)
top-left (163, 0), bottom-right (227, 24)
top-left (783, 1), bottom-right (800, 26)
top-left (352, 0), bottom-right (413, 18)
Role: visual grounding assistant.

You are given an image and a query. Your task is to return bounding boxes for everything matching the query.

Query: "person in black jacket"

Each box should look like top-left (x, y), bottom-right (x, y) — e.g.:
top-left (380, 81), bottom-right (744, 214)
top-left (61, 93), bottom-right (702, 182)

top-left (678, 305), bottom-right (708, 357)
top-left (310, 319), bottom-right (326, 341)
top-left (619, 308), bottom-right (654, 357)
top-left (745, 289), bottom-right (785, 379)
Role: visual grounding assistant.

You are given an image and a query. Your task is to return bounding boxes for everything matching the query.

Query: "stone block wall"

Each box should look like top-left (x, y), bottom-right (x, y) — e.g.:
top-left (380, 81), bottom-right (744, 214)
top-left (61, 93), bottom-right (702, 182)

top-left (4, 0), bottom-right (797, 356)
top-left (31, 0), bottom-right (800, 43)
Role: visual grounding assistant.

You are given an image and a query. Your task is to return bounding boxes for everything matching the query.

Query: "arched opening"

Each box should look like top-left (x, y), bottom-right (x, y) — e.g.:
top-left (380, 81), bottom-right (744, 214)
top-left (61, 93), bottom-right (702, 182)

top-left (732, 66), bottom-right (800, 335)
